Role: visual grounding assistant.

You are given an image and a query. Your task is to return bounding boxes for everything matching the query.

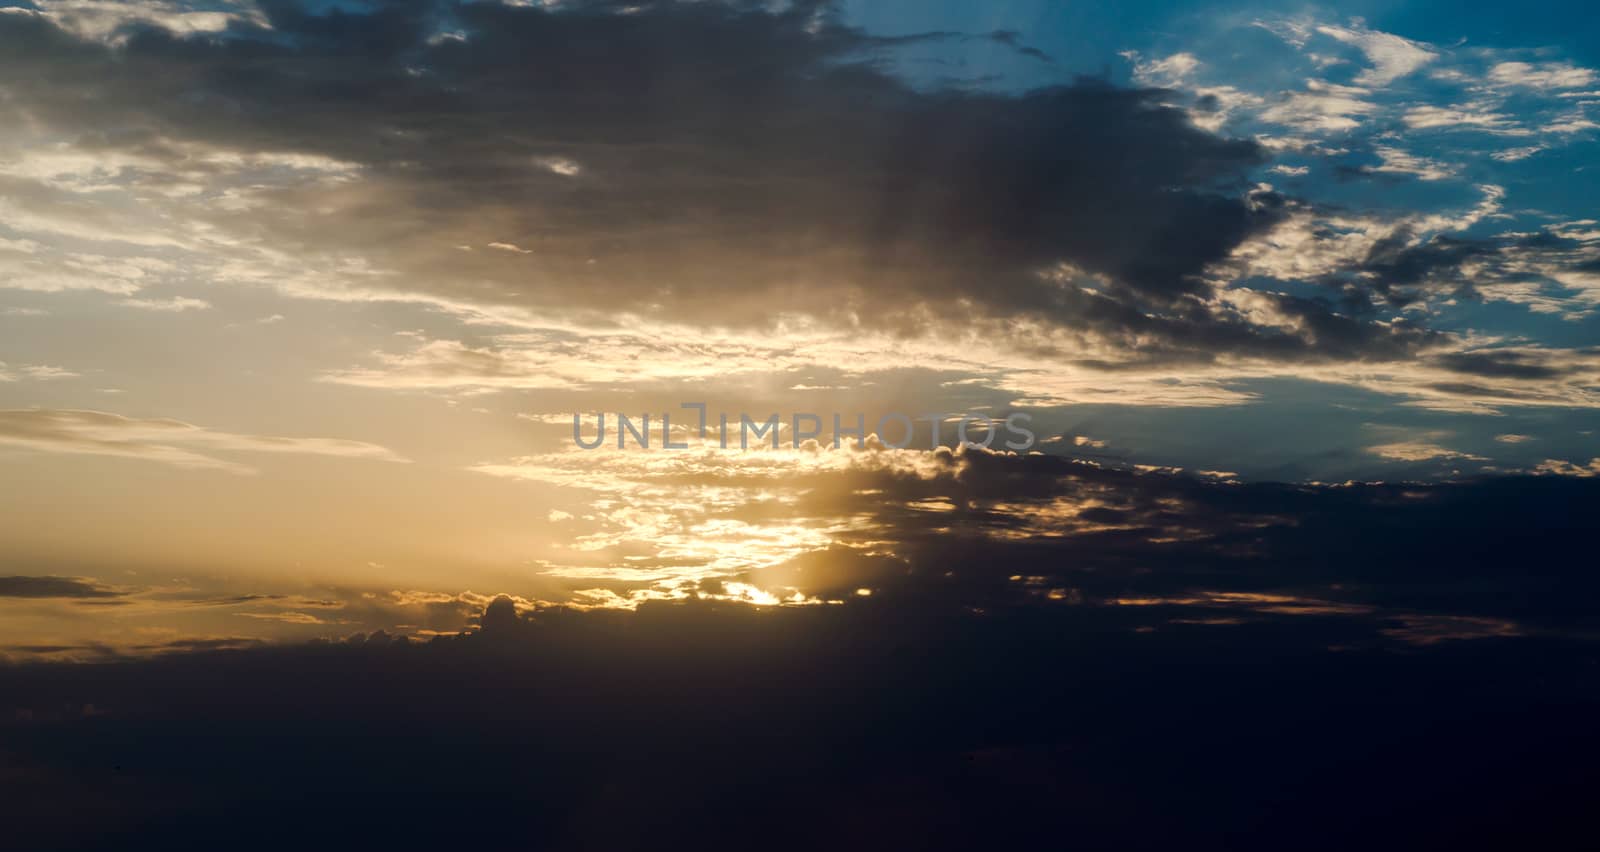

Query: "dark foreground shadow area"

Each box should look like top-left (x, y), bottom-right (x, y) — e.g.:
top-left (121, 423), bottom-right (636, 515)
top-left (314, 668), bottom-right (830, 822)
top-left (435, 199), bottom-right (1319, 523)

top-left (3, 597), bottom-right (1597, 851)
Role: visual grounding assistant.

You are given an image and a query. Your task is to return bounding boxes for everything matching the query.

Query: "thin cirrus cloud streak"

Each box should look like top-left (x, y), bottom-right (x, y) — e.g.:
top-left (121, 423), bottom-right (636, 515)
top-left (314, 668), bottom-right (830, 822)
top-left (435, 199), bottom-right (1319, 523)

top-left (319, 318), bottom-right (1600, 415)
top-left (0, 408), bottom-right (410, 474)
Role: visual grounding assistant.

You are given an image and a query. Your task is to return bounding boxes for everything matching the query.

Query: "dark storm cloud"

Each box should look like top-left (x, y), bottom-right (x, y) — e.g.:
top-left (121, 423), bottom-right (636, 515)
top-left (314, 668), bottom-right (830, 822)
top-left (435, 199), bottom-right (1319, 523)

top-left (0, 0), bottom-right (1454, 365)
top-left (4, 448), bottom-right (1598, 847)
top-left (901, 454), bottom-right (1598, 626)
top-left (3, 539), bottom-right (1597, 849)
top-left (0, 575), bottom-right (121, 599)
top-left (534, 441), bottom-right (1598, 629)
top-left (1347, 230), bottom-right (1494, 307)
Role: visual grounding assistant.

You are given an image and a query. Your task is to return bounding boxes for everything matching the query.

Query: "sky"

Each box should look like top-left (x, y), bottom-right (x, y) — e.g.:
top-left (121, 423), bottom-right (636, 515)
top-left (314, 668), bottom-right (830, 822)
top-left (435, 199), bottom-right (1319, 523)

top-left (1, 1), bottom-right (1599, 654)
top-left (0, 1), bottom-right (1593, 657)
top-left (2, 2), bottom-right (1599, 846)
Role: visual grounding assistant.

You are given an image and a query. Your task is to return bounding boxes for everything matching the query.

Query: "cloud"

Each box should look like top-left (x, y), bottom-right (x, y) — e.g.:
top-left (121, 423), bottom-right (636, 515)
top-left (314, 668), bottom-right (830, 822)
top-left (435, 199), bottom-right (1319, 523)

top-left (0, 241), bottom-right (158, 295)
top-left (1488, 61), bottom-right (1598, 91)
top-left (1366, 440), bottom-right (1486, 463)
top-left (1365, 145), bottom-right (1457, 181)
top-left (1314, 22), bottom-right (1436, 87)
top-left (1534, 458), bottom-right (1600, 477)
top-left (1, 8), bottom-right (1597, 844)
top-left (465, 429), bottom-right (1600, 610)
top-left (1401, 104), bottom-right (1522, 132)
top-left (0, 0), bottom-right (1310, 360)
top-left (1491, 145), bottom-right (1546, 162)
top-left (119, 296), bottom-right (211, 311)
top-left (5, 434), bottom-right (1599, 849)
top-left (236, 611), bottom-right (347, 625)
top-left (3, 0), bottom-right (1592, 417)
top-left (5, 573), bottom-right (1595, 848)
top-left (0, 575), bottom-right (121, 599)
top-left (1259, 80), bottom-right (1378, 131)
top-left (0, 362), bottom-right (79, 382)
top-left (532, 156), bottom-right (583, 177)
top-left (14, 0), bottom-right (265, 45)
top-left (1125, 51), bottom-right (1201, 87)
top-left (0, 408), bottom-right (410, 474)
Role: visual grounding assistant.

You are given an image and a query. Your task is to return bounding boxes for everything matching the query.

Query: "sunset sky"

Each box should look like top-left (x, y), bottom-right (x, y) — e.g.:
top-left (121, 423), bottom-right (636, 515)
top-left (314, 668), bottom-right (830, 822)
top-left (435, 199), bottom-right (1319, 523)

top-left (3, 2), bottom-right (1599, 847)
top-left (3, 0), bottom-right (1598, 657)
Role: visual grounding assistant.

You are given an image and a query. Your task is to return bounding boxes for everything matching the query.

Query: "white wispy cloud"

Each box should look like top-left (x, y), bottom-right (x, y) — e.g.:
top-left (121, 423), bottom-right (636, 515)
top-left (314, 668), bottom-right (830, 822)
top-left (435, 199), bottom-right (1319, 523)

top-left (1488, 61), bottom-right (1597, 91)
top-left (0, 409), bottom-right (410, 474)
top-left (1315, 22), bottom-right (1437, 86)
top-left (120, 296), bottom-right (212, 312)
